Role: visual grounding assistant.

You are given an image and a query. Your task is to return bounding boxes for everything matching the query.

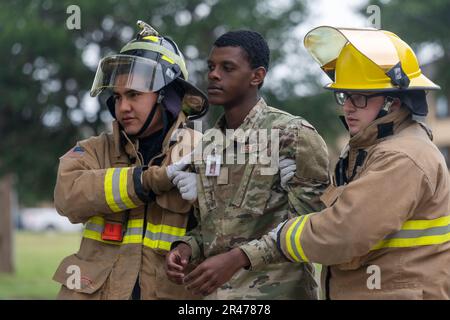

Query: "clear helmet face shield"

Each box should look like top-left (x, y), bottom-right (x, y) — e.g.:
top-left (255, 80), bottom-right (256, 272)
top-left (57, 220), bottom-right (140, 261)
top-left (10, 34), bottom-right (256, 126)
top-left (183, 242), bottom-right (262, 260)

top-left (303, 26), bottom-right (400, 81)
top-left (90, 54), bottom-right (172, 97)
top-left (92, 54), bottom-right (209, 120)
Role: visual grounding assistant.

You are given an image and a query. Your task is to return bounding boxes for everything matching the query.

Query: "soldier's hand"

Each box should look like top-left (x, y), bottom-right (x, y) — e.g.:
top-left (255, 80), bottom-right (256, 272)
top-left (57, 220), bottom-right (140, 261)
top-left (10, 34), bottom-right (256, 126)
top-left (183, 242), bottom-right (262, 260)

top-left (166, 161), bottom-right (188, 181)
top-left (165, 243), bottom-right (192, 285)
top-left (279, 157), bottom-right (296, 191)
top-left (184, 248), bottom-right (250, 296)
top-left (166, 151), bottom-right (194, 180)
top-left (173, 171), bottom-right (198, 201)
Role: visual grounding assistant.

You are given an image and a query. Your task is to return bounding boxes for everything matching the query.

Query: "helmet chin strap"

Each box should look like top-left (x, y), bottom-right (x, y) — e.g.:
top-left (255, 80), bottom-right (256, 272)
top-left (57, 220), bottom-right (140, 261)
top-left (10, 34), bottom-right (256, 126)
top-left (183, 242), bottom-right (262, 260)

top-left (375, 96), bottom-right (394, 119)
top-left (133, 90), bottom-right (165, 138)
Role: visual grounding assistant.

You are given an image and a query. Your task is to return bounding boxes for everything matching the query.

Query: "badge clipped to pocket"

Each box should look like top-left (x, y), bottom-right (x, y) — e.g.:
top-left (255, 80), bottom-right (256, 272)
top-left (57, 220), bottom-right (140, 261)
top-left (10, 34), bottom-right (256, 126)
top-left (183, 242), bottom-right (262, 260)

top-left (205, 154), bottom-right (222, 177)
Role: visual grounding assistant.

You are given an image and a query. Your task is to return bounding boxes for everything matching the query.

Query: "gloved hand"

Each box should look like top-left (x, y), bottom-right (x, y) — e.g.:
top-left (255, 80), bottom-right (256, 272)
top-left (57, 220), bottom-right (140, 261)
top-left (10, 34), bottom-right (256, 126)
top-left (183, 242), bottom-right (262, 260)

top-left (172, 171), bottom-right (198, 201)
top-left (142, 152), bottom-right (194, 194)
top-left (166, 152), bottom-right (193, 180)
top-left (279, 157), bottom-right (296, 191)
top-left (269, 221), bottom-right (287, 241)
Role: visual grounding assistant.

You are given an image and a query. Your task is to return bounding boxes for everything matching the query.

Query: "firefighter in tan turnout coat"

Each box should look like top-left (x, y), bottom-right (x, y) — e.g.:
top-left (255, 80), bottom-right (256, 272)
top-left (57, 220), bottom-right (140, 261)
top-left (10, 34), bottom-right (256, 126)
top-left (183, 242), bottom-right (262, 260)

top-left (52, 21), bottom-right (207, 300)
top-left (239, 27), bottom-right (450, 299)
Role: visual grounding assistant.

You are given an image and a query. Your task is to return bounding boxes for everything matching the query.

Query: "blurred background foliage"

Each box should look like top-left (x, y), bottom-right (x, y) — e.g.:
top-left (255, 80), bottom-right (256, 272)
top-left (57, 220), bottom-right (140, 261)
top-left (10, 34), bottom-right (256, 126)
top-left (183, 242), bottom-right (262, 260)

top-left (0, 0), bottom-right (448, 206)
top-left (1, 0), bottom-right (449, 300)
top-left (0, 0), bottom-right (339, 206)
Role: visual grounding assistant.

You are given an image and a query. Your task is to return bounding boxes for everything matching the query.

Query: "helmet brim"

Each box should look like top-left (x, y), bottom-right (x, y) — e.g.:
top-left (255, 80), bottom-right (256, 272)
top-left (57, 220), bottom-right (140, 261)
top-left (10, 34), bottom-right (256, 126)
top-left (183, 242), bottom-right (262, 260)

top-left (324, 73), bottom-right (441, 92)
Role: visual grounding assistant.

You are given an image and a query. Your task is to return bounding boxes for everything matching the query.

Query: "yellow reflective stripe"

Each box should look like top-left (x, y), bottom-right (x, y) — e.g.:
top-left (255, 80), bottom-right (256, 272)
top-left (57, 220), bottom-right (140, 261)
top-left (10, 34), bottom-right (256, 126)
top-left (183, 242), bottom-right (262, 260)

top-left (371, 215), bottom-right (450, 250)
top-left (146, 222), bottom-right (186, 237)
top-left (119, 168), bottom-right (137, 209)
top-left (104, 168), bottom-right (121, 212)
top-left (83, 231), bottom-right (142, 245)
top-left (83, 216), bottom-right (187, 251)
top-left (143, 35), bottom-right (159, 42)
top-left (83, 216), bottom-right (144, 245)
top-left (402, 215), bottom-right (450, 230)
top-left (285, 217), bottom-right (302, 262)
top-left (89, 216), bottom-right (105, 226)
top-left (83, 229), bottom-right (121, 245)
top-left (371, 233), bottom-right (450, 250)
top-left (294, 215), bottom-right (309, 262)
top-left (161, 55), bottom-right (175, 64)
top-left (86, 216), bottom-right (144, 228)
top-left (143, 222), bottom-right (186, 251)
top-left (128, 219), bottom-right (144, 228)
top-left (142, 238), bottom-right (171, 251)
top-left (105, 168), bottom-right (138, 212)
top-left (121, 234), bottom-right (144, 244)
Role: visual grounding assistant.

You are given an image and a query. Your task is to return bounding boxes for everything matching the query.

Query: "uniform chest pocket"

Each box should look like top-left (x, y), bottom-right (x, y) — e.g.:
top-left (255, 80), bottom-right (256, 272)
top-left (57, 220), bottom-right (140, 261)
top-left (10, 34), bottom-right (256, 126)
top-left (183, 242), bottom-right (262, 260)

top-left (230, 164), bottom-right (275, 215)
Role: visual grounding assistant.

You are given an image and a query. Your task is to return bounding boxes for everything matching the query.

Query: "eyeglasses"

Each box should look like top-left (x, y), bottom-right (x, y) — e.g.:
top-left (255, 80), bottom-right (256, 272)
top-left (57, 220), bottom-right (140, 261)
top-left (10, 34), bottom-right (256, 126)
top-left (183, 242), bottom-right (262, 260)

top-left (334, 91), bottom-right (387, 109)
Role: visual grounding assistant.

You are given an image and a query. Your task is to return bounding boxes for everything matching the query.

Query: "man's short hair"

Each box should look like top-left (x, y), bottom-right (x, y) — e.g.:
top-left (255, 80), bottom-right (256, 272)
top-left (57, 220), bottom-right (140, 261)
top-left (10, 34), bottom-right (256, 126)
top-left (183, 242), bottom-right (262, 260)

top-left (214, 30), bottom-right (270, 71)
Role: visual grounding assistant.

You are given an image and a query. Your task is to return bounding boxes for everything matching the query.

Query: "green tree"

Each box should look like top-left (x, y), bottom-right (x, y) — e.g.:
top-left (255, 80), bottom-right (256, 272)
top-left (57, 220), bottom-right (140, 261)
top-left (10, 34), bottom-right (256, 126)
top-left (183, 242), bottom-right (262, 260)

top-left (0, 0), bottom-right (341, 205)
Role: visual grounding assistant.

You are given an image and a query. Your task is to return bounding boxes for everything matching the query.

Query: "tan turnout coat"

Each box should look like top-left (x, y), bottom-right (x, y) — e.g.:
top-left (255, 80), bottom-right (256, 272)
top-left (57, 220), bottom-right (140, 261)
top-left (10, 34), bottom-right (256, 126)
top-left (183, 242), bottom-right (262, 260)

top-left (53, 113), bottom-right (199, 300)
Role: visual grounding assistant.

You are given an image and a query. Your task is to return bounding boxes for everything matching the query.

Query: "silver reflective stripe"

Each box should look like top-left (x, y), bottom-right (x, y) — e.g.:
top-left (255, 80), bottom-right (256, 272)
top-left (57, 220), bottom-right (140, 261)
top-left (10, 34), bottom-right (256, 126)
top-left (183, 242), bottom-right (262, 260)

top-left (85, 223), bottom-right (143, 236)
top-left (126, 227), bottom-right (143, 236)
top-left (384, 225), bottom-right (450, 240)
top-left (144, 230), bottom-right (181, 243)
top-left (289, 216), bottom-right (304, 261)
top-left (112, 169), bottom-right (128, 211)
top-left (85, 222), bottom-right (103, 233)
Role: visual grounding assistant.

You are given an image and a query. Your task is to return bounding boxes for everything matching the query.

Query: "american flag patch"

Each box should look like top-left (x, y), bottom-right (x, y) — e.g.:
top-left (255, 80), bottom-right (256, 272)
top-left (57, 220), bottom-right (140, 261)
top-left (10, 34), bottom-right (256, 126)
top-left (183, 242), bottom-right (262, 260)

top-left (62, 146), bottom-right (85, 159)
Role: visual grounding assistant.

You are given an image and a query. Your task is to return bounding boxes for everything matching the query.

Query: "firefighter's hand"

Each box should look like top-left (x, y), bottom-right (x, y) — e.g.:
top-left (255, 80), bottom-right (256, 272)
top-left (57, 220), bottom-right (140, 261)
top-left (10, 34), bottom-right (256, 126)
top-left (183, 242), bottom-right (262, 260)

top-left (172, 171), bottom-right (198, 201)
top-left (183, 248), bottom-right (250, 296)
top-left (279, 157), bottom-right (296, 191)
top-left (165, 243), bottom-right (192, 285)
top-left (269, 220), bottom-right (287, 241)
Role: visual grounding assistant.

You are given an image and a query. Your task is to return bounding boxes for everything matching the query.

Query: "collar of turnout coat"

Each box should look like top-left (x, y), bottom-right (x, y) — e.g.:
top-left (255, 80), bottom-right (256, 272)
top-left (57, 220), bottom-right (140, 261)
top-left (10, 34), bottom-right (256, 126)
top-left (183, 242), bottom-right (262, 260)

top-left (348, 107), bottom-right (412, 149)
top-left (111, 112), bottom-right (187, 160)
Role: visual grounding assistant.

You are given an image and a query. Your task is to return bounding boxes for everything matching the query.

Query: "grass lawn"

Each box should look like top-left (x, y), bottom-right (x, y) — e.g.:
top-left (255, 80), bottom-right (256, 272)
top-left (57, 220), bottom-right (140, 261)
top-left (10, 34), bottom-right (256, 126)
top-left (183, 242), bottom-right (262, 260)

top-left (0, 231), bottom-right (81, 300)
top-left (0, 232), bottom-right (324, 300)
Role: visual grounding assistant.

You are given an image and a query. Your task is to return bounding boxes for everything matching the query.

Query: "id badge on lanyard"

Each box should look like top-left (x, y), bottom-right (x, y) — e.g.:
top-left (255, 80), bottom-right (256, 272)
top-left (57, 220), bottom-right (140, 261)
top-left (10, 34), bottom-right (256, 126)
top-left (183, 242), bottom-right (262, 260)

top-left (205, 154), bottom-right (222, 177)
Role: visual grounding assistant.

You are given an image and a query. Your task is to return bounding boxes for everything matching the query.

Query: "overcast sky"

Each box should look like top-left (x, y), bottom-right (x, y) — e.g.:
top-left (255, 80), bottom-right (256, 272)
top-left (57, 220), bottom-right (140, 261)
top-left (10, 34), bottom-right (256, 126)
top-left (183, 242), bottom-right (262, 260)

top-left (266, 0), bottom-right (369, 95)
top-left (299, 0), bottom-right (368, 33)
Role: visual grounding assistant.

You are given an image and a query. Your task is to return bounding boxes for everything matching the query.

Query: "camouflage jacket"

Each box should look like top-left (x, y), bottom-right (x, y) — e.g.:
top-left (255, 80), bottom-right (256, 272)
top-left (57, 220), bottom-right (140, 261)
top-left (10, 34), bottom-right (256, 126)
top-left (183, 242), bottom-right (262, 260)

top-left (179, 98), bottom-right (330, 299)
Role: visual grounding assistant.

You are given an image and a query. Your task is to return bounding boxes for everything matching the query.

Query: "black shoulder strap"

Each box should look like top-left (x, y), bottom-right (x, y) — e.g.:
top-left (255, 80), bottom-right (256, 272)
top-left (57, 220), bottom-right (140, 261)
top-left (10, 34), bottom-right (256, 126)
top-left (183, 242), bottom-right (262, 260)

top-left (335, 156), bottom-right (348, 186)
top-left (335, 149), bottom-right (368, 186)
top-left (349, 149), bottom-right (368, 182)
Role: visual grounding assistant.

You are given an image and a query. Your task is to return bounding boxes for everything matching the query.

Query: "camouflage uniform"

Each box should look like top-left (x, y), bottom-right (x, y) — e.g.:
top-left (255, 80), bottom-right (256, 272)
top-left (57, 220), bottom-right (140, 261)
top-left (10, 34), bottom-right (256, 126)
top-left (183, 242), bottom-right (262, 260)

top-left (179, 98), bottom-right (329, 299)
